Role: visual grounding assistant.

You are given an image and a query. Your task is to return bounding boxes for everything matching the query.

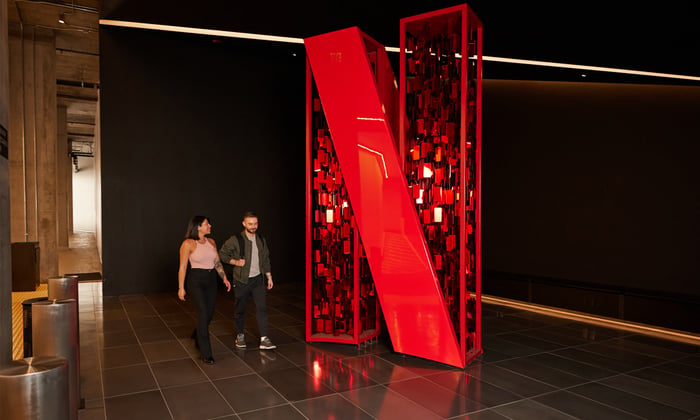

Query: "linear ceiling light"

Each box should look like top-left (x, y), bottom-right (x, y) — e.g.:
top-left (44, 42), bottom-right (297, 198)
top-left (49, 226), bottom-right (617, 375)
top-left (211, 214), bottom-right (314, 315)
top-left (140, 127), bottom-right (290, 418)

top-left (99, 19), bottom-right (700, 83)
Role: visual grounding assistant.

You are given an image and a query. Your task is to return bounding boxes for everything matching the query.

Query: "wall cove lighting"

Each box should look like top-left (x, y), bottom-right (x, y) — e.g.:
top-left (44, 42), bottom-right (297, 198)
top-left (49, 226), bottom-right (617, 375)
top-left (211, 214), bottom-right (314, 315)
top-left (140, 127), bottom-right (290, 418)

top-left (98, 20), bottom-right (696, 82)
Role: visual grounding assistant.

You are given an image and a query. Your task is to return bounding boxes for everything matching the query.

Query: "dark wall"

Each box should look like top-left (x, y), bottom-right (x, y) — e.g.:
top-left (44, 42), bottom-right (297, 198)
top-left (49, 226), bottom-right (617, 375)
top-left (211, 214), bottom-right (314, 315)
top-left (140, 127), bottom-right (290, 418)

top-left (100, 27), bottom-right (306, 295)
top-left (482, 80), bottom-right (700, 298)
top-left (99, 2), bottom-right (700, 331)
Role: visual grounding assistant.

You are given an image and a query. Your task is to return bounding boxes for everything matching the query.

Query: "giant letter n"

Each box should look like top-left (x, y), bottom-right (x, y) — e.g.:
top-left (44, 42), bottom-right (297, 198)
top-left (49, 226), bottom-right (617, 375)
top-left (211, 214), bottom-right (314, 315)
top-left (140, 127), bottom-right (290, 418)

top-left (305, 27), bottom-right (464, 367)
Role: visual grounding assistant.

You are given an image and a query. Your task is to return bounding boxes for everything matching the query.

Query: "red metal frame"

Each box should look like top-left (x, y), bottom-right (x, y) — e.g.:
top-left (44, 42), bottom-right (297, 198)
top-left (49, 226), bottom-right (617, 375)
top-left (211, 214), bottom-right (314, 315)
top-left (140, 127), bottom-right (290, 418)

top-left (305, 29), bottom-right (386, 346)
top-left (400, 4), bottom-right (483, 366)
top-left (304, 4), bottom-right (482, 368)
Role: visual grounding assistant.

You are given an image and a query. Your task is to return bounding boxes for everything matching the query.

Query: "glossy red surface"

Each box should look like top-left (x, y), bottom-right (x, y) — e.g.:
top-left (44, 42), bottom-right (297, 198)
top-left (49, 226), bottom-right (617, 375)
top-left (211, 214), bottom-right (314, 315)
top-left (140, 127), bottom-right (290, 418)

top-left (305, 27), bottom-right (463, 367)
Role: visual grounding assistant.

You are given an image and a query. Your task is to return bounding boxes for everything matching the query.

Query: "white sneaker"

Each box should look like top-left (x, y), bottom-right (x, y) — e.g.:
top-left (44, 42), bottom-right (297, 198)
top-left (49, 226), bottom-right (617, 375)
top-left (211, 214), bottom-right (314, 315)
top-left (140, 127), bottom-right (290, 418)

top-left (259, 336), bottom-right (276, 350)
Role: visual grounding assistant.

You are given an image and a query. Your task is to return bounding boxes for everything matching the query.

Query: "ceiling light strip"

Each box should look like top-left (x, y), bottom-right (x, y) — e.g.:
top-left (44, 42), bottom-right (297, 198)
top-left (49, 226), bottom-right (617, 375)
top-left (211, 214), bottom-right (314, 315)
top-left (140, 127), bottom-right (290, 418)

top-left (482, 294), bottom-right (700, 345)
top-left (99, 19), bottom-right (699, 83)
top-left (99, 19), bottom-right (304, 44)
top-left (482, 55), bottom-right (700, 82)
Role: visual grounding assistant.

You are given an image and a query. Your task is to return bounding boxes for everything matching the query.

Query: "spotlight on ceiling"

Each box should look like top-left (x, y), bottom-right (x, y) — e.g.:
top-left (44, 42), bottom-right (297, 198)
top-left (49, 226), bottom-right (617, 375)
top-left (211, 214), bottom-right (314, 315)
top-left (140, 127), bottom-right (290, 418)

top-left (58, 13), bottom-right (65, 24)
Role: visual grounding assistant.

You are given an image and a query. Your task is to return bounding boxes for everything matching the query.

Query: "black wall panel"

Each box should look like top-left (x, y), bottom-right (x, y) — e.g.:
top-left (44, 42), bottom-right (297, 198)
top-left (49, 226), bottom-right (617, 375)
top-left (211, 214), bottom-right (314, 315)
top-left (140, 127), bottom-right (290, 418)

top-left (100, 27), bottom-right (306, 295)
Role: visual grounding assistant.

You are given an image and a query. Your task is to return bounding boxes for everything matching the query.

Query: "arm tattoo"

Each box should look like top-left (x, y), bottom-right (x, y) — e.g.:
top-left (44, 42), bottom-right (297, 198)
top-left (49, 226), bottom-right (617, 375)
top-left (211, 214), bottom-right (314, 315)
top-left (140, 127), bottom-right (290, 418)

top-left (214, 261), bottom-right (226, 280)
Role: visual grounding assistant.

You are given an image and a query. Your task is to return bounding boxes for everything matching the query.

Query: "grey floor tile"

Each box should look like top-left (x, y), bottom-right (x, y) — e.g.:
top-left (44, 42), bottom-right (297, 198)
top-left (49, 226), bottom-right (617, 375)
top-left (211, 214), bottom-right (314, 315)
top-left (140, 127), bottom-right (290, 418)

top-left (141, 339), bottom-right (189, 363)
top-left (237, 347), bottom-right (296, 373)
top-left (101, 344), bottom-right (146, 369)
top-left (482, 336), bottom-right (542, 358)
top-left (386, 377), bottom-right (480, 418)
top-left (494, 357), bottom-right (590, 388)
top-left (534, 390), bottom-right (644, 419)
top-left (100, 330), bottom-right (138, 348)
top-left (129, 316), bottom-right (167, 330)
top-left (342, 384), bottom-right (443, 420)
top-left (466, 364), bottom-right (558, 398)
top-left (100, 318), bottom-right (132, 333)
top-left (527, 353), bottom-right (618, 380)
top-left (492, 399), bottom-right (578, 419)
top-left (258, 366), bottom-right (335, 401)
top-left (494, 331), bottom-right (567, 351)
top-left (553, 347), bottom-right (640, 372)
top-left (293, 394), bottom-right (374, 419)
top-left (600, 374), bottom-right (700, 415)
top-left (569, 382), bottom-right (694, 419)
top-left (653, 361), bottom-right (700, 380)
top-left (102, 364), bottom-right (157, 397)
top-left (677, 354), bottom-right (700, 368)
top-left (104, 391), bottom-right (171, 420)
top-left (213, 373), bottom-right (287, 412)
top-left (574, 341), bottom-right (667, 368)
top-left (342, 354), bottom-right (420, 385)
top-left (592, 337), bottom-right (693, 360)
top-left (238, 404), bottom-right (307, 420)
top-left (200, 351), bottom-right (254, 380)
top-left (273, 341), bottom-right (340, 366)
top-left (629, 367), bottom-right (700, 396)
top-left (150, 358), bottom-right (208, 388)
top-left (622, 335), bottom-right (700, 355)
top-left (425, 370), bottom-right (520, 408)
top-left (133, 326), bottom-right (176, 343)
top-left (161, 381), bottom-right (233, 420)
top-left (450, 409), bottom-right (511, 420)
top-left (298, 356), bottom-right (377, 392)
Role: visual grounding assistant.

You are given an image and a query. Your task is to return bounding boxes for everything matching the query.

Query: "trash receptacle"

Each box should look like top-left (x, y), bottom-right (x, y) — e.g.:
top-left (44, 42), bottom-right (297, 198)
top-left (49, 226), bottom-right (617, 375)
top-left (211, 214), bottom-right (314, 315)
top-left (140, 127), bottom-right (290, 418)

top-left (22, 297), bottom-right (49, 357)
top-left (32, 299), bottom-right (79, 420)
top-left (0, 356), bottom-right (69, 420)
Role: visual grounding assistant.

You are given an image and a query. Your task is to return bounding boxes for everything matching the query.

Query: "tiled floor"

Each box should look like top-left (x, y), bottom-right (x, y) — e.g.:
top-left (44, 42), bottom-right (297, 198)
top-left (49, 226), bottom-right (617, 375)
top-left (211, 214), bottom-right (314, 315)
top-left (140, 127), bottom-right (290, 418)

top-left (61, 235), bottom-right (700, 419)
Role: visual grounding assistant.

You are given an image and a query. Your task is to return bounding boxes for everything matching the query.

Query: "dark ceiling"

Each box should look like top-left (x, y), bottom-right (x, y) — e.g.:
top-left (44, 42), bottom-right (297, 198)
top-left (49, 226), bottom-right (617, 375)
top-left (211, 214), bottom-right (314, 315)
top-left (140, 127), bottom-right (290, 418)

top-left (101, 0), bottom-right (700, 79)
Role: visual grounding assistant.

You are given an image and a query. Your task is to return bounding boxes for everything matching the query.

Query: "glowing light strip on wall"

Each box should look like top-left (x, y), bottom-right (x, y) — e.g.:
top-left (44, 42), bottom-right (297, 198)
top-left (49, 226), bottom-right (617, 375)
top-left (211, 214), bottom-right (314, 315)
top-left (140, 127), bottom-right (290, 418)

top-left (99, 19), bottom-right (305, 44)
top-left (482, 294), bottom-right (700, 345)
top-left (481, 55), bottom-right (700, 82)
top-left (100, 20), bottom-right (700, 82)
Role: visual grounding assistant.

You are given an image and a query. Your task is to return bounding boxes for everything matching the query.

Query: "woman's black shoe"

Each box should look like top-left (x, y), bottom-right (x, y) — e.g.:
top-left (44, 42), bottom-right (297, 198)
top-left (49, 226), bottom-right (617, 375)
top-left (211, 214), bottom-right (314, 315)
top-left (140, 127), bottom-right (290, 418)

top-left (201, 357), bottom-right (215, 365)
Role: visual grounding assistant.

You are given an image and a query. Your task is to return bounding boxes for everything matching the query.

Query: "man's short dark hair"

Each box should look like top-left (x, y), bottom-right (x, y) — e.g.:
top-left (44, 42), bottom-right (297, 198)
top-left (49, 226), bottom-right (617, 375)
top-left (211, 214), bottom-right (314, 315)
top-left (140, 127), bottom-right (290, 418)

top-left (242, 211), bottom-right (258, 220)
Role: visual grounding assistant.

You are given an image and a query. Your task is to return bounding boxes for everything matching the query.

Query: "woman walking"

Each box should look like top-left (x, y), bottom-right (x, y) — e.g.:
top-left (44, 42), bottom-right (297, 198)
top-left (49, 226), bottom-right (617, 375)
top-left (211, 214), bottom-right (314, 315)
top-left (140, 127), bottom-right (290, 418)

top-left (178, 215), bottom-right (231, 364)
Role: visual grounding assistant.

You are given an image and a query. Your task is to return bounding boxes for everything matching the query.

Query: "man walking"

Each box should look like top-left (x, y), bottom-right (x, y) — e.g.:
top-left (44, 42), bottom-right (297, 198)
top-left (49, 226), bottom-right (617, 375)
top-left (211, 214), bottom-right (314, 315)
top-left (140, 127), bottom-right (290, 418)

top-left (220, 212), bottom-right (276, 350)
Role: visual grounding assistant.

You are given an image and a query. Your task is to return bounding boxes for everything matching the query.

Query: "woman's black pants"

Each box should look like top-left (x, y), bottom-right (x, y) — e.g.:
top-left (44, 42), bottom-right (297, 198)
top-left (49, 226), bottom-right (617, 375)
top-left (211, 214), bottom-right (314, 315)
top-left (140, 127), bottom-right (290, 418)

top-left (187, 268), bottom-right (217, 358)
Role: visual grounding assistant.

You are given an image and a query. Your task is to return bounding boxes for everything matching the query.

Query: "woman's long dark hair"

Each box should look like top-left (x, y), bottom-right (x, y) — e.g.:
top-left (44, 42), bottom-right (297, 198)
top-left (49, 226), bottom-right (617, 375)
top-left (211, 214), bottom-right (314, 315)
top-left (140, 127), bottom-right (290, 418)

top-left (185, 215), bottom-right (209, 240)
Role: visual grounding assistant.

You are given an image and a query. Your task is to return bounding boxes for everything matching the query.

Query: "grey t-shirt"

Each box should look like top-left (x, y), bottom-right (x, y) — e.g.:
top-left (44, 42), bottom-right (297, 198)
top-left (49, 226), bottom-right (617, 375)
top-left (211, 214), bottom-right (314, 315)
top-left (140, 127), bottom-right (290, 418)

top-left (247, 233), bottom-right (261, 278)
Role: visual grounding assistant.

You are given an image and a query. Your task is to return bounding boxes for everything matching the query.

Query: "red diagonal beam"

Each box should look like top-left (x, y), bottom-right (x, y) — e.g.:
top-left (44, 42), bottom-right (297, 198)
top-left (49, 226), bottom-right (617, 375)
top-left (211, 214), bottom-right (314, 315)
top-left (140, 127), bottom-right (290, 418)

top-left (305, 27), bottom-right (463, 367)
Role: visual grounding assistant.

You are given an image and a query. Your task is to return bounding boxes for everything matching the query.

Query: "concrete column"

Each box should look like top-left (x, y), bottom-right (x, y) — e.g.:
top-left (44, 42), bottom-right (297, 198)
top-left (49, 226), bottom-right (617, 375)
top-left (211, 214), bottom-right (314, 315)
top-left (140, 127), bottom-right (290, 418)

top-left (35, 28), bottom-right (58, 280)
top-left (94, 94), bottom-right (101, 259)
top-left (1, 0), bottom-right (13, 364)
top-left (8, 25), bottom-right (36, 244)
top-left (56, 105), bottom-right (69, 249)
top-left (8, 25), bottom-right (58, 280)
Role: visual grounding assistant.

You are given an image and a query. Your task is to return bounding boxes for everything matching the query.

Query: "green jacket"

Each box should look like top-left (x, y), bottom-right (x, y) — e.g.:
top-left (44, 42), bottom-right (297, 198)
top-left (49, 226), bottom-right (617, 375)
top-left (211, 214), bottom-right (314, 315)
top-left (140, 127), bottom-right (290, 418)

top-left (219, 231), bottom-right (271, 284)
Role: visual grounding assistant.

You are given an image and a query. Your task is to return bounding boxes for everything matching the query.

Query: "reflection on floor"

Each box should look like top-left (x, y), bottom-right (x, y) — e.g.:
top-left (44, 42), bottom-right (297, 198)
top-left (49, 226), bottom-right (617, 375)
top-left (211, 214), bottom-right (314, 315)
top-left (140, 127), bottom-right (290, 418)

top-left (72, 281), bottom-right (700, 420)
top-left (18, 233), bottom-right (700, 419)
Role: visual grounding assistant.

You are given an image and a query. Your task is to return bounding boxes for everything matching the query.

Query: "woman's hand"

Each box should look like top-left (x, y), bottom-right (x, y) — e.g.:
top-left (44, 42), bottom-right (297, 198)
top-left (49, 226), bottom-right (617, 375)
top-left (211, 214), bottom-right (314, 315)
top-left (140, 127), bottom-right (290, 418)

top-left (223, 278), bottom-right (231, 292)
top-left (178, 287), bottom-right (186, 301)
